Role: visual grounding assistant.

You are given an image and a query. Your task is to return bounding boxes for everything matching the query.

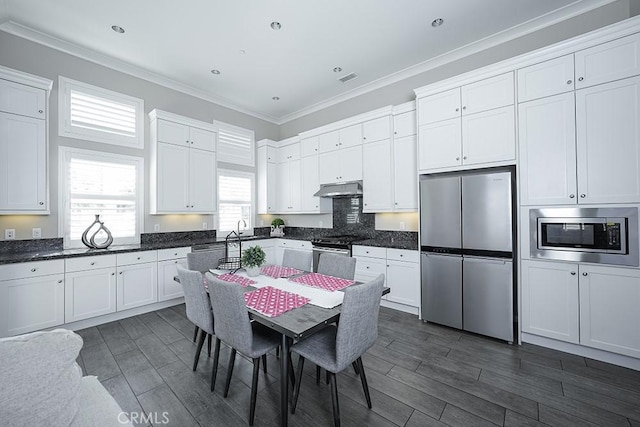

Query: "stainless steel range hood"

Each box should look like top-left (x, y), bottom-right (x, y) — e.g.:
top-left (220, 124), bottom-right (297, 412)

top-left (313, 181), bottom-right (363, 198)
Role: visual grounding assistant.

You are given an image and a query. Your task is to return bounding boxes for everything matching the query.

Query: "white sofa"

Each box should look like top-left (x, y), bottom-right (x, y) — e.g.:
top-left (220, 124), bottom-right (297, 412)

top-left (0, 329), bottom-right (132, 426)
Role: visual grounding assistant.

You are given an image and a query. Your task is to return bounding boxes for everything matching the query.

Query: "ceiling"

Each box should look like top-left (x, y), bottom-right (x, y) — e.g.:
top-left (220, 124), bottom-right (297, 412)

top-left (0, 0), bottom-right (617, 123)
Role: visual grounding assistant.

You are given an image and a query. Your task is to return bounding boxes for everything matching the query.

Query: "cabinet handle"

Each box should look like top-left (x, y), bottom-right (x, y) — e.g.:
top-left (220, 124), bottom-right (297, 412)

top-left (463, 156), bottom-right (467, 160)
top-left (39, 202), bottom-right (44, 205)
top-left (174, 253), bottom-right (178, 256)
top-left (366, 266), bottom-right (370, 269)
top-left (186, 140), bottom-right (189, 143)
top-left (365, 203), bottom-right (368, 206)
top-left (567, 80), bottom-right (572, 85)
top-left (394, 131), bottom-right (397, 134)
top-left (58, 280), bottom-right (63, 284)
top-left (578, 77), bottom-right (584, 82)
top-left (335, 143), bottom-right (339, 147)
top-left (38, 109), bottom-right (43, 113)
top-left (455, 108), bottom-right (459, 112)
top-left (137, 257), bottom-right (141, 260)
top-left (90, 262), bottom-right (95, 265)
top-left (363, 137), bottom-right (367, 140)
top-left (119, 271), bottom-right (123, 275)
top-left (395, 202), bottom-right (398, 205)
top-left (462, 106), bottom-right (467, 110)
top-left (111, 273), bottom-right (115, 276)
top-left (580, 194), bottom-right (586, 198)
top-left (175, 260), bottom-right (178, 264)
top-left (583, 272), bottom-right (588, 276)
top-left (400, 254), bottom-right (403, 257)
top-left (569, 194), bottom-right (575, 198)
top-left (456, 157), bottom-right (460, 161)
top-left (571, 271), bottom-right (576, 275)
top-left (31, 268), bottom-right (36, 272)
top-left (339, 142), bottom-right (342, 146)
top-left (187, 205), bottom-right (190, 208)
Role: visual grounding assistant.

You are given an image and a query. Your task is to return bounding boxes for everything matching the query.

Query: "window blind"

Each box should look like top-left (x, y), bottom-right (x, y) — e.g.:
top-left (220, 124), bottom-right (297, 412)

top-left (70, 90), bottom-right (137, 138)
top-left (214, 121), bottom-right (255, 166)
top-left (218, 171), bottom-right (253, 232)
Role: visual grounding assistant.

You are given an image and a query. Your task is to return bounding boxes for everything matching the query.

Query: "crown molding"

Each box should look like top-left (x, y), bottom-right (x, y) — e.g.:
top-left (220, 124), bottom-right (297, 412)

top-left (0, 20), bottom-right (280, 124)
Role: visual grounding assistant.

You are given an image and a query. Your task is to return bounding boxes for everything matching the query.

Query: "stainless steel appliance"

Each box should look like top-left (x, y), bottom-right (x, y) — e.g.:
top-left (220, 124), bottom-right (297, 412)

top-left (530, 207), bottom-right (639, 266)
top-left (311, 235), bottom-right (363, 272)
top-left (420, 167), bottom-right (515, 342)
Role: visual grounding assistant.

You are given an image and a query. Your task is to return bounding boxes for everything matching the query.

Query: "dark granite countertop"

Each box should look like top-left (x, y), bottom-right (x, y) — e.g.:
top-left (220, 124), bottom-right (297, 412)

top-left (352, 238), bottom-right (418, 251)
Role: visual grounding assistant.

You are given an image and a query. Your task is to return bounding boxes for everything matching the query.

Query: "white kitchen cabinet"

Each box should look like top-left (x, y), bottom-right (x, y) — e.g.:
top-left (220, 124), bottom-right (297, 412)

top-left (157, 247), bottom-right (190, 302)
top-left (461, 72), bottom-right (514, 115)
top-left (0, 260), bottom-right (65, 338)
top-left (461, 105), bottom-right (515, 166)
top-left (275, 239), bottom-right (312, 265)
top-left (575, 32), bottom-right (640, 90)
top-left (301, 136), bottom-right (319, 157)
top-left (0, 78), bottom-right (46, 119)
top-left (518, 92), bottom-right (577, 205)
top-left (418, 118), bottom-right (461, 170)
top-left (300, 154), bottom-right (332, 213)
top-left (418, 87), bottom-right (460, 124)
top-left (363, 139), bottom-right (393, 212)
top-left (521, 260), bottom-right (580, 344)
top-left (64, 255), bottom-right (117, 323)
top-left (393, 135), bottom-right (418, 210)
top-left (244, 239), bottom-right (277, 265)
top-left (318, 145), bottom-right (362, 184)
top-left (575, 76), bottom-right (640, 204)
top-left (393, 110), bottom-right (417, 139)
top-left (256, 141), bottom-right (277, 214)
top-left (517, 54), bottom-right (575, 102)
top-left (150, 109), bottom-right (217, 214)
top-left (353, 246), bottom-right (387, 294)
top-left (362, 116), bottom-right (391, 143)
top-left (116, 251), bottom-right (158, 311)
top-left (579, 265), bottom-right (640, 359)
top-left (386, 249), bottom-right (420, 307)
top-left (318, 124), bottom-right (362, 153)
top-left (276, 142), bottom-right (302, 213)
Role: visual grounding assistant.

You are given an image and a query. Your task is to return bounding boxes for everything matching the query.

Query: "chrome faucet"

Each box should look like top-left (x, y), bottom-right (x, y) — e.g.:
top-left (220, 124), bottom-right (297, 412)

top-left (237, 219), bottom-right (246, 236)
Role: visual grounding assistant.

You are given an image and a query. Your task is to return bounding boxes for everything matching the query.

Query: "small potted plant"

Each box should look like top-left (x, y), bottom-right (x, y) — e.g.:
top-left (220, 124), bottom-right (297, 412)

top-left (270, 218), bottom-right (285, 237)
top-left (242, 245), bottom-right (266, 277)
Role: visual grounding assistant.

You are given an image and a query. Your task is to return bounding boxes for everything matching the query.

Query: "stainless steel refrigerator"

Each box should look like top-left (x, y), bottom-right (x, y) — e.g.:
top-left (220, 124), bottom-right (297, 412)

top-left (420, 167), bottom-right (516, 342)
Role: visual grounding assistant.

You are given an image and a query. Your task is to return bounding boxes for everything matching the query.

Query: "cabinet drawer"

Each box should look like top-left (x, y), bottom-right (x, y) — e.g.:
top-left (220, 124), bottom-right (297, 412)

top-left (116, 250), bottom-right (158, 266)
top-left (0, 259), bottom-right (64, 281)
top-left (355, 257), bottom-right (386, 274)
top-left (0, 78), bottom-right (46, 119)
top-left (387, 248), bottom-right (419, 263)
top-left (157, 247), bottom-right (191, 261)
top-left (65, 255), bottom-right (116, 273)
top-left (245, 239), bottom-right (276, 249)
top-left (352, 246), bottom-right (386, 258)
top-left (279, 240), bottom-right (311, 250)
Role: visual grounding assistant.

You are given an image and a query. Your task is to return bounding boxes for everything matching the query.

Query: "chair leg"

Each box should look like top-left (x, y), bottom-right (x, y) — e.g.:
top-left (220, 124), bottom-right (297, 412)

top-left (276, 346), bottom-right (280, 359)
top-left (352, 361), bottom-right (360, 376)
top-left (356, 357), bottom-right (372, 409)
top-left (288, 350), bottom-right (296, 386)
top-left (291, 356), bottom-right (305, 414)
top-left (207, 334), bottom-right (212, 357)
top-left (193, 325), bottom-right (199, 342)
top-left (193, 330), bottom-right (206, 371)
top-left (223, 349), bottom-right (237, 398)
top-left (210, 338), bottom-right (221, 392)
top-left (262, 354), bottom-right (268, 374)
top-left (249, 357), bottom-right (260, 426)
top-left (316, 365), bottom-right (321, 385)
top-left (326, 369), bottom-right (330, 385)
top-left (329, 372), bottom-right (341, 427)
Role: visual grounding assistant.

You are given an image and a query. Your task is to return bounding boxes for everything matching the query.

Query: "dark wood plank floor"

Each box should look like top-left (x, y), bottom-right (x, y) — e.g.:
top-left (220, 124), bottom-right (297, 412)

top-left (76, 305), bottom-right (640, 426)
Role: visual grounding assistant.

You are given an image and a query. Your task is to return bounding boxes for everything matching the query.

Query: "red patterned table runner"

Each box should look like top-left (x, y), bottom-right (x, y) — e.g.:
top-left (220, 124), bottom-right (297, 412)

top-left (260, 265), bottom-right (303, 278)
top-left (289, 273), bottom-right (354, 292)
top-left (243, 286), bottom-right (310, 317)
top-left (217, 273), bottom-right (257, 287)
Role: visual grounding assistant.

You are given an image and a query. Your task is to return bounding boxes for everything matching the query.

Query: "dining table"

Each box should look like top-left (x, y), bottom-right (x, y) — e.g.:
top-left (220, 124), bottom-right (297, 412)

top-left (176, 267), bottom-right (390, 427)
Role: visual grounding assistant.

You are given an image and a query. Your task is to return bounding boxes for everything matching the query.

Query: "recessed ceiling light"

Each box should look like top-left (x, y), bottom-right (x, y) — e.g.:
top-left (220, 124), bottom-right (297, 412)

top-left (272, 96), bottom-right (280, 101)
top-left (111, 25), bottom-right (125, 34)
top-left (239, 49), bottom-right (246, 54)
top-left (431, 18), bottom-right (444, 27)
top-left (270, 21), bottom-right (281, 30)
top-left (211, 69), bottom-right (221, 75)
top-left (333, 67), bottom-right (342, 73)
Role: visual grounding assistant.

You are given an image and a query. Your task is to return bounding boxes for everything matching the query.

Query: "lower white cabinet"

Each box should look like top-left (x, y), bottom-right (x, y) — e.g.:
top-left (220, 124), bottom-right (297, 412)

top-left (157, 247), bottom-right (190, 302)
top-left (244, 239), bottom-right (277, 265)
top-left (116, 251), bottom-right (158, 311)
top-left (275, 239), bottom-right (312, 265)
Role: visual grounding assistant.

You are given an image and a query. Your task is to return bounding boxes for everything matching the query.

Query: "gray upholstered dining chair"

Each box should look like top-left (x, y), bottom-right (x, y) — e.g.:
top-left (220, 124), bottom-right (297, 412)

top-left (176, 265), bottom-right (215, 379)
top-left (290, 274), bottom-right (385, 427)
top-left (204, 273), bottom-right (281, 426)
top-left (187, 247), bottom-right (225, 342)
top-left (282, 249), bottom-right (313, 271)
top-left (317, 253), bottom-right (357, 280)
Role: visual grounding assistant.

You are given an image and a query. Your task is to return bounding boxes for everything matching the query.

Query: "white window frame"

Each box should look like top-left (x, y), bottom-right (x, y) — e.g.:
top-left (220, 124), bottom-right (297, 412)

top-left (217, 168), bottom-right (255, 236)
top-left (58, 146), bottom-right (145, 249)
top-left (58, 76), bottom-right (145, 148)
top-left (214, 120), bottom-right (255, 167)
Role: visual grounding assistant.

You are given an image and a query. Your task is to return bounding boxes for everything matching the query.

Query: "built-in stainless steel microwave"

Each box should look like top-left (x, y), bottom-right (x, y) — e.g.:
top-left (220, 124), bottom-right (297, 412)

top-left (530, 208), bottom-right (639, 267)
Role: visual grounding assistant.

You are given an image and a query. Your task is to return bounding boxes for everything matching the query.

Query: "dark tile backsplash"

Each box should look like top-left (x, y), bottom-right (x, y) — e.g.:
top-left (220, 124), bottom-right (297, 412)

top-left (0, 238), bottom-right (63, 254)
top-left (140, 230), bottom-right (217, 245)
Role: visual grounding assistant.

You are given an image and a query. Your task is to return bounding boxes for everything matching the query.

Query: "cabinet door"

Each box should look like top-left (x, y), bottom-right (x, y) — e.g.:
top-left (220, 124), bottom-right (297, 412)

top-left (393, 135), bottom-right (418, 210)
top-left (579, 265), bottom-right (640, 358)
top-left (338, 123), bottom-right (362, 148)
top-left (517, 54), bottom-right (575, 102)
top-left (0, 79), bottom-right (46, 119)
top-left (266, 162), bottom-right (277, 213)
top-left (301, 136), bottom-right (319, 157)
top-left (521, 260), bottom-right (579, 344)
top-left (1, 274), bottom-right (64, 337)
top-left (362, 116), bottom-right (391, 143)
top-left (256, 145), bottom-right (269, 214)
top-left (462, 72), bottom-right (514, 114)
top-left (393, 111), bottom-right (416, 138)
top-left (576, 76), bottom-right (640, 204)
top-left (318, 130), bottom-right (340, 153)
top-left (418, 118), bottom-right (461, 171)
top-left (158, 258), bottom-right (187, 302)
top-left (575, 33), bottom-right (640, 89)
top-left (318, 150), bottom-right (341, 184)
top-left (418, 87), bottom-right (460, 125)
top-left (289, 159), bottom-right (302, 211)
top-left (339, 145), bottom-right (363, 182)
top-left (462, 105), bottom-right (515, 166)
top-left (189, 148), bottom-right (216, 212)
top-left (518, 93), bottom-right (577, 205)
top-left (0, 112), bottom-right (47, 211)
top-left (363, 139), bottom-right (393, 212)
top-left (156, 142), bottom-right (189, 212)
top-left (387, 259), bottom-right (420, 307)
top-left (157, 119), bottom-right (190, 146)
top-left (65, 268), bottom-right (116, 322)
top-left (276, 161), bottom-right (290, 212)
top-left (301, 155), bottom-right (330, 212)
top-left (189, 127), bottom-right (216, 152)
top-left (117, 263), bottom-right (158, 311)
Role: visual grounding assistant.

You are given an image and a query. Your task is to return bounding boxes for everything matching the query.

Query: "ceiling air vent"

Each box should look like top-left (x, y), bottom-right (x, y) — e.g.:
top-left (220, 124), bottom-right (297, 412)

top-left (337, 72), bottom-right (358, 83)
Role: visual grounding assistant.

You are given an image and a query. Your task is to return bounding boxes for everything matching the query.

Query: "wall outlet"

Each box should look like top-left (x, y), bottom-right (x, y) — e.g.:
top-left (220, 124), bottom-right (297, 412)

top-left (399, 221), bottom-right (405, 230)
top-left (5, 229), bottom-right (15, 240)
top-left (32, 228), bottom-right (42, 239)
top-left (154, 224), bottom-right (160, 232)
top-left (202, 222), bottom-right (208, 230)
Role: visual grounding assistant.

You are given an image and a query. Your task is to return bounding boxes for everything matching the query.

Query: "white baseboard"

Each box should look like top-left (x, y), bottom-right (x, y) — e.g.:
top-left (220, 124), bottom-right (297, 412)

top-left (381, 299), bottom-right (419, 316)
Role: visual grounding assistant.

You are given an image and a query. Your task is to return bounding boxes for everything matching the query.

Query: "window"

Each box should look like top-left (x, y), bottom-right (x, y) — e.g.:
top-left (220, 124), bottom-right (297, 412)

top-left (58, 76), bottom-right (144, 148)
top-left (214, 121), bottom-right (255, 166)
top-left (59, 147), bottom-right (144, 248)
top-left (218, 169), bottom-right (254, 235)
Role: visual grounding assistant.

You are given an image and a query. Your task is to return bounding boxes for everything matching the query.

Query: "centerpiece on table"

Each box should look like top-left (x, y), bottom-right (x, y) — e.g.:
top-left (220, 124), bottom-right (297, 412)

top-left (270, 217), bottom-right (285, 237)
top-left (241, 245), bottom-right (266, 277)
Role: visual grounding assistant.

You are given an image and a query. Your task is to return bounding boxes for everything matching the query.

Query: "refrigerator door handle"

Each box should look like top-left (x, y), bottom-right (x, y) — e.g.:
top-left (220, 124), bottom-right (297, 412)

top-left (463, 255), bottom-right (507, 264)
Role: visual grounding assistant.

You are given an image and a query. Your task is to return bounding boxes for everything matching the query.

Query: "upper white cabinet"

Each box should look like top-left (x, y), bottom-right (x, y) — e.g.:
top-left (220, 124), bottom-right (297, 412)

top-left (0, 68), bottom-right (52, 214)
top-left (363, 139), bottom-right (393, 212)
top-left (276, 141), bottom-right (301, 212)
top-left (574, 33), bottom-right (640, 90)
top-left (149, 109), bottom-right (217, 214)
top-left (517, 54), bottom-right (575, 102)
top-left (300, 143), bottom-right (332, 214)
top-left (318, 123), bottom-right (362, 153)
top-left (362, 116), bottom-right (391, 143)
top-left (318, 145), bottom-right (362, 184)
top-left (256, 140), bottom-right (277, 214)
top-left (417, 72), bottom-right (515, 172)
top-left (393, 135), bottom-right (418, 210)
top-left (393, 110), bottom-right (416, 139)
